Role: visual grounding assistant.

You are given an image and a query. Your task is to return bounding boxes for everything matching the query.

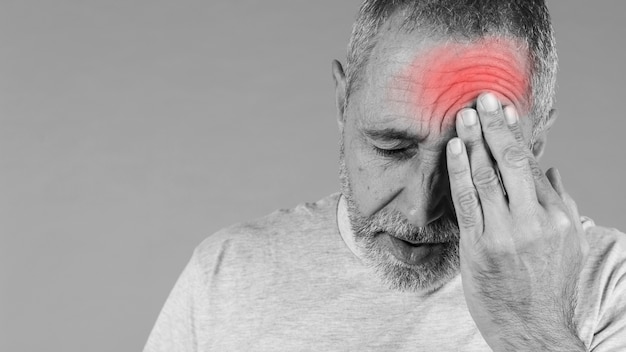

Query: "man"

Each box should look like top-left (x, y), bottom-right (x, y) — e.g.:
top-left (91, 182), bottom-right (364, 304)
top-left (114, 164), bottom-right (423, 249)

top-left (144, 1), bottom-right (626, 351)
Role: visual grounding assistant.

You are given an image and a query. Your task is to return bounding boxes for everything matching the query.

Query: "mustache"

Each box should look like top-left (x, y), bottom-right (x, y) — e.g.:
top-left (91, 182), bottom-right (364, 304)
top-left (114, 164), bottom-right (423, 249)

top-left (348, 204), bottom-right (460, 244)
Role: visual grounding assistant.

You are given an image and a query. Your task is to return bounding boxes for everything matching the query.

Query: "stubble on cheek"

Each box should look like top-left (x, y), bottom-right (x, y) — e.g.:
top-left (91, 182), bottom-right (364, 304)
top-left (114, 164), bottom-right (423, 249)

top-left (386, 37), bottom-right (532, 134)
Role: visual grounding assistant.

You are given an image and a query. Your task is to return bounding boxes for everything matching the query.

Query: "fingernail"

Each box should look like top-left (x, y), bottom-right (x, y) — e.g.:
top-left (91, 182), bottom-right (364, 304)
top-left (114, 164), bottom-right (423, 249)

top-left (449, 138), bottom-right (463, 155)
top-left (479, 93), bottom-right (499, 112)
top-left (504, 106), bottom-right (518, 125)
top-left (461, 109), bottom-right (477, 127)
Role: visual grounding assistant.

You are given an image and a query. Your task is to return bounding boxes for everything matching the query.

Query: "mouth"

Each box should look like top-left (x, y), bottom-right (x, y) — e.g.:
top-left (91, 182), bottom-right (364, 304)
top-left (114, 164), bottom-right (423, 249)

top-left (380, 232), bottom-right (445, 266)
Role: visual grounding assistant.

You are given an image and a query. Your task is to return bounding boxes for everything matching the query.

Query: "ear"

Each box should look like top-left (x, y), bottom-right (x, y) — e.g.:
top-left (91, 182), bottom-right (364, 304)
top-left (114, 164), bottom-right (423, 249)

top-left (332, 60), bottom-right (347, 132)
top-left (532, 108), bottom-right (558, 160)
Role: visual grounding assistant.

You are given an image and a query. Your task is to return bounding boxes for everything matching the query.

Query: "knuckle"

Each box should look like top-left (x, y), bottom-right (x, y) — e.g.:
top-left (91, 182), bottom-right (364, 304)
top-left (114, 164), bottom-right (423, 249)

top-left (502, 144), bottom-right (527, 168)
top-left (458, 189), bottom-right (479, 209)
top-left (508, 124), bottom-right (524, 140)
top-left (530, 163), bottom-right (544, 179)
top-left (456, 189), bottom-right (480, 226)
top-left (551, 209), bottom-right (574, 232)
top-left (483, 113), bottom-right (506, 130)
top-left (563, 192), bottom-right (578, 211)
top-left (526, 217), bottom-right (544, 236)
top-left (472, 167), bottom-right (499, 186)
top-left (464, 138), bottom-right (483, 151)
top-left (471, 167), bottom-right (502, 196)
top-left (449, 167), bottom-right (469, 181)
top-left (521, 210), bottom-right (546, 235)
top-left (460, 213), bottom-right (478, 228)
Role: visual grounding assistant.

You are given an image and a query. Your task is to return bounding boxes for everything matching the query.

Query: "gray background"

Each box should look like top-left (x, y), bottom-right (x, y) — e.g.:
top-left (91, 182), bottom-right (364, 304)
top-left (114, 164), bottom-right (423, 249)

top-left (1, 1), bottom-right (624, 351)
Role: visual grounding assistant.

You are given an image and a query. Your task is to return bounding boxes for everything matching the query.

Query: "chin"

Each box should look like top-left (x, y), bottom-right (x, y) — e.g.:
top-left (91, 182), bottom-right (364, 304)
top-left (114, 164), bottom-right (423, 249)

top-left (358, 236), bottom-right (460, 293)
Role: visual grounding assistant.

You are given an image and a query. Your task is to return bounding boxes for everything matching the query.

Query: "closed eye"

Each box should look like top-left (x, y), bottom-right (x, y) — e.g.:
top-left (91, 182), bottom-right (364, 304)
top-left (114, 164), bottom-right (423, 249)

top-left (372, 145), bottom-right (415, 159)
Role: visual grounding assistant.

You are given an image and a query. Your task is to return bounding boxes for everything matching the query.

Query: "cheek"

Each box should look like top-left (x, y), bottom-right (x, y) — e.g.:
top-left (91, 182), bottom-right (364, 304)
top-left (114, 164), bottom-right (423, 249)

top-left (344, 134), bottom-right (405, 214)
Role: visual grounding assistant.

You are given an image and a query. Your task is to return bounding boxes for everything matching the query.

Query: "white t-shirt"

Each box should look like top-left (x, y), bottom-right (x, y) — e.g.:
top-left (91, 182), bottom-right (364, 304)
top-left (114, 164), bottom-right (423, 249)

top-left (144, 193), bottom-right (626, 351)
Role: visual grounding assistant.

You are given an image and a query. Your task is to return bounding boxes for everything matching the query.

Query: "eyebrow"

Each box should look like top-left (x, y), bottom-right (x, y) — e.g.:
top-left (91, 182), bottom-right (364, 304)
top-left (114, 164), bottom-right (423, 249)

top-left (362, 127), bottom-right (422, 142)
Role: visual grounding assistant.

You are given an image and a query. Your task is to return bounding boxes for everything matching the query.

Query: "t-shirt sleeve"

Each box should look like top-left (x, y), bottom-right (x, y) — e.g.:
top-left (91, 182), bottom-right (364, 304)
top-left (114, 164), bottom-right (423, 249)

top-left (143, 249), bottom-right (208, 352)
top-left (590, 237), bottom-right (626, 351)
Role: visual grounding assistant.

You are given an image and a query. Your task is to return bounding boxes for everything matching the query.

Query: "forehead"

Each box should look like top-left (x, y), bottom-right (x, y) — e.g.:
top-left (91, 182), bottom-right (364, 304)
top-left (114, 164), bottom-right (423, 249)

top-left (358, 28), bottom-right (531, 138)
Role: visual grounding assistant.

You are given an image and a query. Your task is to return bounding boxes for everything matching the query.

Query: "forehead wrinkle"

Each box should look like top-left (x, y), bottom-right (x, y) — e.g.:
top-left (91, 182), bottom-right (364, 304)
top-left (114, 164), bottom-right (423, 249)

top-left (421, 65), bottom-right (527, 87)
top-left (361, 32), bottom-right (531, 140)
top-left (427, 77), bottom-right (525, 106)
top-left (419, 48), bottom-right (527, 66)
top-left (420, 67), bottom-right (529, 103)
top-left (376, 101), bottom-right (446, 140)
top-left (388, 62), bottom-right (530, 111)
top-left (385, 38), bottom-right (530, 133)
top-left (400, 52), bottom-right (529, 93)
top-left (392, 69), bottom-right (527, 103)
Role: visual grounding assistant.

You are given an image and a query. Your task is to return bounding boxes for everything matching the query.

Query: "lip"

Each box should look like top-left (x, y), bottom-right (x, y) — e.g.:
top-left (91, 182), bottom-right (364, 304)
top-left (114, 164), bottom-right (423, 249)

top-left (381, 233), bottom-right (444, 266)
top-left (397, 237), bottom-right (423, 245)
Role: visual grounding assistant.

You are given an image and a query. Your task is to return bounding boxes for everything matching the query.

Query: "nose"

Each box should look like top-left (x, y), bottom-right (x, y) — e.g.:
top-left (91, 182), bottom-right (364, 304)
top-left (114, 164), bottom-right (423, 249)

top-left (399, 160), bottom-right (447, 228)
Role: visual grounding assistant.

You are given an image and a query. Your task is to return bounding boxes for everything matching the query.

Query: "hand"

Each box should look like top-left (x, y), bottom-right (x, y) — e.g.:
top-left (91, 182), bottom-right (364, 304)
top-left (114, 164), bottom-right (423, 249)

top-left (445, 93), bottom-right (589, 351)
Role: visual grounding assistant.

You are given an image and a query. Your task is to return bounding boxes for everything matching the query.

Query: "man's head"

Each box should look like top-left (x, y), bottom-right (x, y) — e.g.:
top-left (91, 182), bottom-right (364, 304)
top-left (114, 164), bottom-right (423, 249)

top-left (333, 0), bottom-right (558, 293)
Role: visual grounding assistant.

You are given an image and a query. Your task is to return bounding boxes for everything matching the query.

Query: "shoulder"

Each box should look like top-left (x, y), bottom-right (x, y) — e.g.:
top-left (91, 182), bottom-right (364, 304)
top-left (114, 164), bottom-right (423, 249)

top-left (191, 192), bottom-right (342, 271)
top-left (577, 223), bottom-right (626, 348)
top-left (584, 223), bottom-right (626, 269)
top-left (578, 222), bottom-right (626, 313)
top-left (196, 192), bottom-right (340, 250)
top-left (580, 223), bottom-right (626, 287)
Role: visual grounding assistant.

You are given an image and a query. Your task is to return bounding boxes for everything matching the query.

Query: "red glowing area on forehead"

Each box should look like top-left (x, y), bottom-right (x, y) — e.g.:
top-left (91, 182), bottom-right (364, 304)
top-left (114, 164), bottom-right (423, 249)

top-left (388, 37), bottom-right (531, 131)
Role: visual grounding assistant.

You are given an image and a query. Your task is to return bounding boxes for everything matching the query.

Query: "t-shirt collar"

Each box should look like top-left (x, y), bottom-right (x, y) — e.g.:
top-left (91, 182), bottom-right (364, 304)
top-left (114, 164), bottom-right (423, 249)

top-left (337, 193), bottom-right (362, 258)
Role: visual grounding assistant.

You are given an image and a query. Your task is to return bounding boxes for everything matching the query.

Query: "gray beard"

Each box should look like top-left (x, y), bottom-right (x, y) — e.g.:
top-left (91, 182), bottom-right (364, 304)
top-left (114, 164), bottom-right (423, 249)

top-left (339, 138), bottom-right (461, 293)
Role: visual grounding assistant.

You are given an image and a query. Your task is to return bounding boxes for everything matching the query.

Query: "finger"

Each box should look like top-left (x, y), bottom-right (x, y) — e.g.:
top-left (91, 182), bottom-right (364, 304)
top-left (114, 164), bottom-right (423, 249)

top-left (476, 92), bottom-right (539, 208)
top-left (546, 168), bottom-right (582, 226)
top-left (446, 137), bottom-right (484, 239)
top-left (545, 167), bottom-right (566, 196)
top-left (455, 108), bottom-right (509, 214)
top-left (503, 106), bottom-right (560, 206)
top-left (546, 168), bottom-right (588, 256)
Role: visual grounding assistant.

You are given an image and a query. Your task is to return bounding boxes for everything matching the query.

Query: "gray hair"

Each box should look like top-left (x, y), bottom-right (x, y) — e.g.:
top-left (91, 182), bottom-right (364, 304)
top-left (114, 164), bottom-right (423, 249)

top-left (345, 0), bottom-right (558, 142)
